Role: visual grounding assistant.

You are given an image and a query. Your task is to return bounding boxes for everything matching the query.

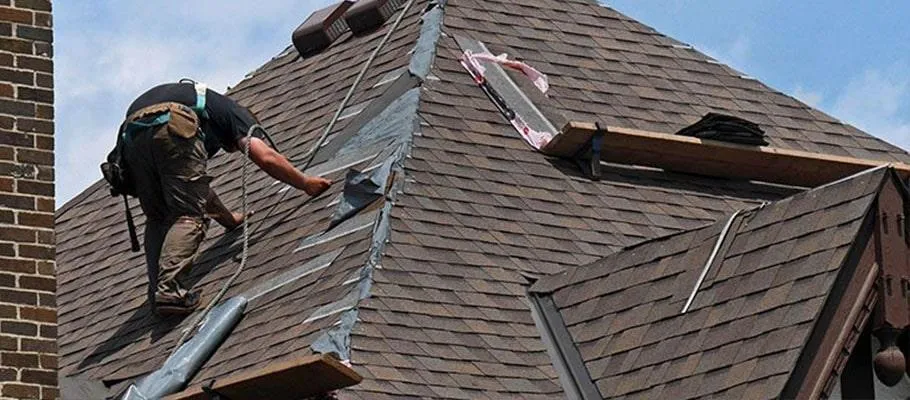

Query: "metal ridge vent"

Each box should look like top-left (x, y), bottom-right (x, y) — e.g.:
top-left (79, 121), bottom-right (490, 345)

top-left (292, 1), bottom-right (354, 58)
top-left (344, 0), bottom-right (407, 35)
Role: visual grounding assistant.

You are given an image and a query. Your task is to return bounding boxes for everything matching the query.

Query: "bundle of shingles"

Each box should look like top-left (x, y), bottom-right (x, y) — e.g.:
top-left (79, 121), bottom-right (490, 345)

top-left (676, 112), bottom-right (768, 146)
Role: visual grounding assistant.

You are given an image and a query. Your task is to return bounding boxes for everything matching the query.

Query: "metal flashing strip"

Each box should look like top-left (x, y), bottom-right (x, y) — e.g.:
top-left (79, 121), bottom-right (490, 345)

top-left (310, 73), bottom-right (421, 166)
top-left (306, 153), bottom-right (377, 178)
top-left (335, 87), bottom-right (421, 160)
top-left (811, 164), bottom-right (890, 192)
top-left (246, 248), bottom-right (345, 302)
top-left (305, 292), bottom-right (359, 324)
top-left (329, 157), bottom-right (395, 229)
top-left (338, 102), bottom-right (369, 121)
top-left (528, 292), bottom-right (601, 400)
top-left (295, 218), bottom-right (376, 253)
top-left (306, 80), bottom-right (419, 363)
top-left (305, 0), bottom-right (441, 364)
top-left (373, 67), bottom-right (407, 88)
top-left (311, 309), bottom-right (359, 361)
top-left (306, 263), bottom-right (371, 327)
top-left (681, 209), bottom-right (743, 314)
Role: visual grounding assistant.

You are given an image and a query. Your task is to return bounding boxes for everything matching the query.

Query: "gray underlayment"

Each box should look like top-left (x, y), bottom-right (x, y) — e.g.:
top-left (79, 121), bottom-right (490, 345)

top-left (121, 297), bottom-right (247, 400)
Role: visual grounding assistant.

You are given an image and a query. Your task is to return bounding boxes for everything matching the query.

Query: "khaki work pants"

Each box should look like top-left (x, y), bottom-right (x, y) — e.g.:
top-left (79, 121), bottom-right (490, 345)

top-left (122, 104), bottom-right (211, 306)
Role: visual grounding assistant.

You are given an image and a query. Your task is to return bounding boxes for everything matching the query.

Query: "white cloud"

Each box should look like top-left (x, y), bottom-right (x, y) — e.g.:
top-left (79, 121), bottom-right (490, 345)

top-left (695, 34), bottom-right (751, 74)
top-left (792, 86), bottom-right (823, 109)
top-left (56, 1), bottom-right (336, 206)
top-left (829, 63), bottom-right (910, 151)
top-left (789, 63), bottom-right (909, 152)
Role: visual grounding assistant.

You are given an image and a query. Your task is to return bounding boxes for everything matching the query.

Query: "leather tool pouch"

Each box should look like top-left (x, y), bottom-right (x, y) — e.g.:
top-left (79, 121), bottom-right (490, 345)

top-left (165, 103), bottom-right (200, 139)
top-left (126, 102), bottom-right (200, 139)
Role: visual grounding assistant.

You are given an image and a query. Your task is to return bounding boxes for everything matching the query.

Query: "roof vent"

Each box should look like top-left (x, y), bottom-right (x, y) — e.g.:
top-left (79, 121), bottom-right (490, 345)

top-left (292, 1), bottom-right (354, 58)
top-left (344, 0), bottom-right (406, 35)
top-left (676, 113), bottom-right (768, 146)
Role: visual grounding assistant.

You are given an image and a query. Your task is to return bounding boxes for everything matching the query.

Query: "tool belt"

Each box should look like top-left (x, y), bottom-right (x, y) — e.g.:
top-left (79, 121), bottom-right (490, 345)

top-left (122, 102), bottom-right (203, 141)
top-left (123, 81), bottom-right (209, 140)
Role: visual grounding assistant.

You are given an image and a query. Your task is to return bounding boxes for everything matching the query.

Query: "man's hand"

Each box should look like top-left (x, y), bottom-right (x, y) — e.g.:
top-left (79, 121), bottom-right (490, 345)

top-left (303, 176), bottom-right (332, 197)
top-left (206, 188), bottom-right (253, 231)
top-left (221, 211), bottom-right (251, 231)
top-left (211, 210), bottom-right (253, 231)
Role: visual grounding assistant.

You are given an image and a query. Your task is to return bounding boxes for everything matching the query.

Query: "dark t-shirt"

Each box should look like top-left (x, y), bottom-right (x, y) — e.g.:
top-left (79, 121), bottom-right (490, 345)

top-left (126, 83), bottom-right (258, 158)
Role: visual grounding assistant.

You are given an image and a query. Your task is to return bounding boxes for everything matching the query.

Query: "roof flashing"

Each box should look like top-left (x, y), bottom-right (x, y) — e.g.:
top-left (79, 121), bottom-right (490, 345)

top-left (292, 1), bottom-right (354, 58)
top-left (528, 292), bottom-right (601, 400)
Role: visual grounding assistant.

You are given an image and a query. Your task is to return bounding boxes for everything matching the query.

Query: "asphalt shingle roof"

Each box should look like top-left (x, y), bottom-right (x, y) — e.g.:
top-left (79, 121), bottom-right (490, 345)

top-left (56, 0), bottom-right (910, 398)
top-left (531, 167), bottom-right (891, 399)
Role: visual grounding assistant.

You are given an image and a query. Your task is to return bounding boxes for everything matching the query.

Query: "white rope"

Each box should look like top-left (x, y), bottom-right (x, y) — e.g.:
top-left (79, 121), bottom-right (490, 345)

top-left (172, 124), bottom-right (256, 353)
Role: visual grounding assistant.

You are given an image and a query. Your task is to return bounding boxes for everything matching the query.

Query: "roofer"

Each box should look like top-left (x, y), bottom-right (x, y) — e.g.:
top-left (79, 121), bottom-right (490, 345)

top-left (107, 80), bottom-right (331, 316)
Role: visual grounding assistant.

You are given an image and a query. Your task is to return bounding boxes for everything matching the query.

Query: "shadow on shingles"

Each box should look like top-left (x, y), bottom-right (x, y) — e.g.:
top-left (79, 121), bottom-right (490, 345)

top-left (76, 227), bottom-right (245, 373)
top-left (545, 156), bottom-right (800, 201)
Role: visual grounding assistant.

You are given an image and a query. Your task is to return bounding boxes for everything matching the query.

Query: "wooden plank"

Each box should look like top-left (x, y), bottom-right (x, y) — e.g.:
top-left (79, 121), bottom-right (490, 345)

top-left (544, 122), bottom-right (910, 187)
top-left (540, 122), bottom-right (594, 157)
top-left (165, 354), bottom-right (362, 400)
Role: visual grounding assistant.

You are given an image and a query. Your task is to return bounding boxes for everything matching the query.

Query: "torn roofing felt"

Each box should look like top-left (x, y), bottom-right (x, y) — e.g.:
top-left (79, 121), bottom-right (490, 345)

top-left (329, 157), bottom-right (394, 230)
top-left (529, 166), bottom-right (894, 399)
top-left (57, 0), bottom-right (910, 399)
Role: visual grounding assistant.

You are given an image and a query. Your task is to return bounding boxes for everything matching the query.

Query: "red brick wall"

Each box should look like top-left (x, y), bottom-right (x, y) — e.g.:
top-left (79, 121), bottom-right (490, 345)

top-left (0, 0), bottom-right (55, 399)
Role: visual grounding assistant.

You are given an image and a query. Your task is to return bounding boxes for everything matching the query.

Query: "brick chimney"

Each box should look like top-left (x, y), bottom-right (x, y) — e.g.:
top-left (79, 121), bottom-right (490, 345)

top-left (0, 0), bottom-right (56, 399)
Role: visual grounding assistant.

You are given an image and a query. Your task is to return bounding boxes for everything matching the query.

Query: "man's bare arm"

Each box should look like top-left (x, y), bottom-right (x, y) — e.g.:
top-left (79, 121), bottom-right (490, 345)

top-left (206, 188), bottom-right (244, 230)
top-left (237, 137), bottom-right (331, 196)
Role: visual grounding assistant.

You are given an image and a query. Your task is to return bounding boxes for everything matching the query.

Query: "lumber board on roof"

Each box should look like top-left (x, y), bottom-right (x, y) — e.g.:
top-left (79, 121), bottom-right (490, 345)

top-left (165, 354), bottom-right (362, 400)
top-left (542, 121), bottom-right (910, 187)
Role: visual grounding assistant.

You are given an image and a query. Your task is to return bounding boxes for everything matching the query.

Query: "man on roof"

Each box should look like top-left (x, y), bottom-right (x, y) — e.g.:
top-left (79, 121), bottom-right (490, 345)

top-left (116, 80), bottom-right (331, 316)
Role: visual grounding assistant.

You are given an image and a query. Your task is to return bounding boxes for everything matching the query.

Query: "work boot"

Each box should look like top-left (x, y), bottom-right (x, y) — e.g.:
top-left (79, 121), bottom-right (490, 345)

top-left (155, 290), bottom-right (201, 317)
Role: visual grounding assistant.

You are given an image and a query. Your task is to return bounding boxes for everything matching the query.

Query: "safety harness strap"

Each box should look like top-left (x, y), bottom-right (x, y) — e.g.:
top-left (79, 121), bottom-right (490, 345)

top-left (193, 82), bottom-right (209, 119)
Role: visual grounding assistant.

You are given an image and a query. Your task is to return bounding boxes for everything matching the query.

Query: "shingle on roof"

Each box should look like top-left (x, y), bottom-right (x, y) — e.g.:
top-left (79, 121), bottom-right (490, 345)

top-left (530, 167), bottom-right (891, 399)
top-left (57, 0), bottom-right (910, 398)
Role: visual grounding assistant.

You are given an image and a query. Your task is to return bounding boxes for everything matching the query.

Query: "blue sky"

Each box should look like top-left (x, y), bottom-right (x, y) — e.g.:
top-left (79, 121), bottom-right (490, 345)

top-left (55, 1), bottom-right (910, 206)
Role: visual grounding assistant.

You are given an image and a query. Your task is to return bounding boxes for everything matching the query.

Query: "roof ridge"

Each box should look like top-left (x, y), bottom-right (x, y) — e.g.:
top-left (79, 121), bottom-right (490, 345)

top-left (300, 0), bottom-right (448, 363)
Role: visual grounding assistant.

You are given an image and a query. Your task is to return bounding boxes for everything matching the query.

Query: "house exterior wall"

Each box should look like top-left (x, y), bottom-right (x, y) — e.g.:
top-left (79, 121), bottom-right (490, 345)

top-left (0, 0), bottom-right (56, 399)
